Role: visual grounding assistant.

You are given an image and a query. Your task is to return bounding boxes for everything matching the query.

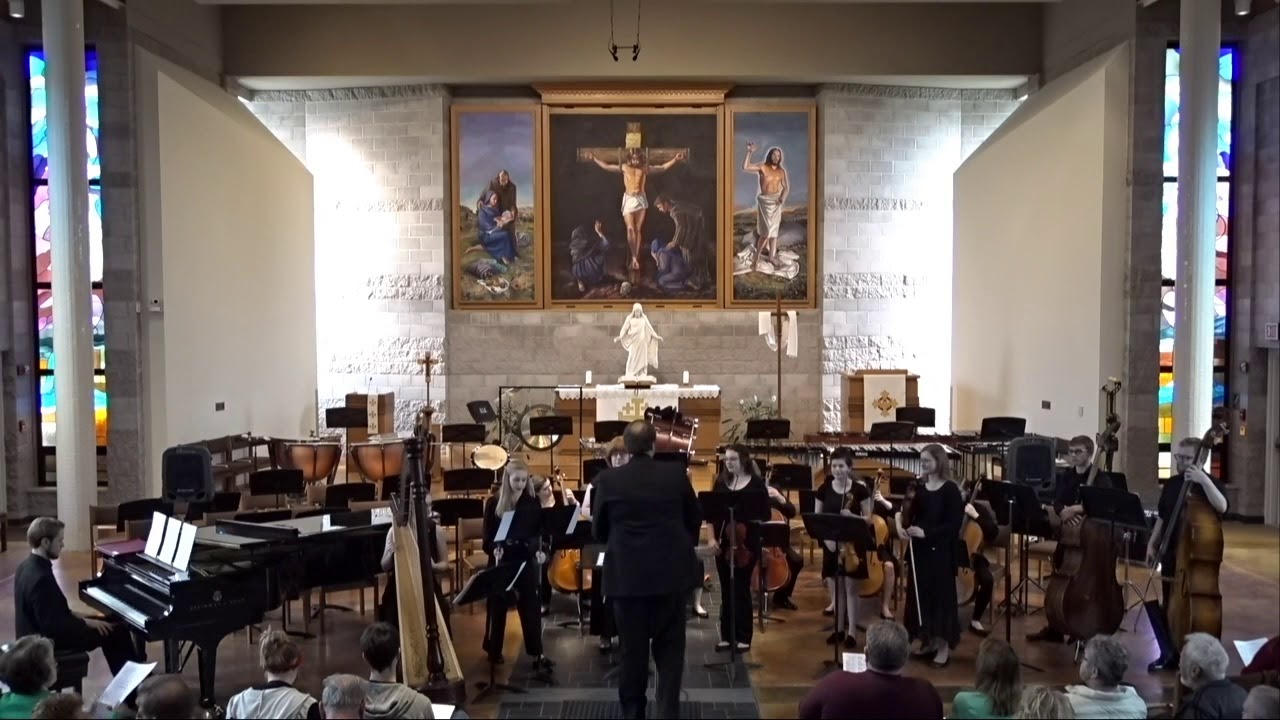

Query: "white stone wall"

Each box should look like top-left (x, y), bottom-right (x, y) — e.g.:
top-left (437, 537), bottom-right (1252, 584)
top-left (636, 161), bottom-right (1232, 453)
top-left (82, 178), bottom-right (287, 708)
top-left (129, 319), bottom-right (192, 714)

top-left (818, 84), bottom-right (1019, 432)
top-left (249, 87), bottom-right (449, 432)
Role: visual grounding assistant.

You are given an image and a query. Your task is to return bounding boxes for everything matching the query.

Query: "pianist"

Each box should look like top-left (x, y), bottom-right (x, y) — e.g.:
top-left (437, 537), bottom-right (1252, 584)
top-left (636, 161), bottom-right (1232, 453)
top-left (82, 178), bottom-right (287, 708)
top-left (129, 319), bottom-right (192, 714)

top-left (14, 517), bottom-right (144, 675)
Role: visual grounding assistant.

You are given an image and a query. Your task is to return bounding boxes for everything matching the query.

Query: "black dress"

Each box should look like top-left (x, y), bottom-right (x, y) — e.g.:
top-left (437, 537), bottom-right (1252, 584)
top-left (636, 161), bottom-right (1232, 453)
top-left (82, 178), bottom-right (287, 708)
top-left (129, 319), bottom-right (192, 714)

top-left (902, 480), bottom-right (963, 648)
top-left (482, 493), bottom-right (544, 657)
top-left (712, 474), bottom-right (766, 645)
top-left (817, 477), bottom-right (894, 579)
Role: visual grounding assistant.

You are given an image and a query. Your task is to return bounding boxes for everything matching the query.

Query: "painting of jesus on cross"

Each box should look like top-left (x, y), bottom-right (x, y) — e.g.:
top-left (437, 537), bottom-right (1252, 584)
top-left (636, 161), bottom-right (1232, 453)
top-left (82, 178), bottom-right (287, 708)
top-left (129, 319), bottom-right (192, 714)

top-left (544, 108), bottom-right (721, 304)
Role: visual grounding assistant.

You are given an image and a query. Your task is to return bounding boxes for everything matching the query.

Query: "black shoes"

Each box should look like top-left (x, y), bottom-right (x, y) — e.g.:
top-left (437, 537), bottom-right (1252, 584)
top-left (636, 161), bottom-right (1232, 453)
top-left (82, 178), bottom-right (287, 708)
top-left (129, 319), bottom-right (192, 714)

top-left (1148, 655), bottom-right (1179, 672)
top-left (1026, 626), bottom-right (1064, 643)
top-left (774, 597), bottom-right (799, 611)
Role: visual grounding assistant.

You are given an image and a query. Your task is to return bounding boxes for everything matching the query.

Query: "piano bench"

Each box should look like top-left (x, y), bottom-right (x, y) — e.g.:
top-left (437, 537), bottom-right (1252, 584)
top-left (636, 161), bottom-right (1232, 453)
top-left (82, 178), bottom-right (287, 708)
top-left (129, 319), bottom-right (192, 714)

top-left (52, 650), bottom-right (90, 694)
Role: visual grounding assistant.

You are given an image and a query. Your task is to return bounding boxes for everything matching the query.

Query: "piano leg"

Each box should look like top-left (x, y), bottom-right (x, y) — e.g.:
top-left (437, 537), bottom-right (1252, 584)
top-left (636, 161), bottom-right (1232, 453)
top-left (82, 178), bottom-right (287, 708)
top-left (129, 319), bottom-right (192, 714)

top-left (163, 639), bottom-right (180, 674)
top-left (196, 637), bottom-right (224, 710)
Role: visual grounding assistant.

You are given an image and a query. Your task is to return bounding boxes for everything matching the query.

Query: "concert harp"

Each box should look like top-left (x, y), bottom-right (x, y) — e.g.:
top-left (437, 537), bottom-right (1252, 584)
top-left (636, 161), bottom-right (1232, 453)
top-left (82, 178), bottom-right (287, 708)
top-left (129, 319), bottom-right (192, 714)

top-left (391, 428), bottom-right (465, 704)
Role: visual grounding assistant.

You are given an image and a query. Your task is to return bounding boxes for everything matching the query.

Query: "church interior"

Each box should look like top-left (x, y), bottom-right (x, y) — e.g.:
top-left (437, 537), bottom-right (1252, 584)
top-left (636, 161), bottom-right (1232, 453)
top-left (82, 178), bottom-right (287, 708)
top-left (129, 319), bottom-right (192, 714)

top-left (1, 0), bottom-right (1279, 718)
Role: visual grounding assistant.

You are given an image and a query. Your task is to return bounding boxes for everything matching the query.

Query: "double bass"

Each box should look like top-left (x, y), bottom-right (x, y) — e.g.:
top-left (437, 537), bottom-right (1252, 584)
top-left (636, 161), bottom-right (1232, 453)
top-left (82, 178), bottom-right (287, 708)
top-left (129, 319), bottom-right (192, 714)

top-left (1044, 416), bottom-right (1125, 639)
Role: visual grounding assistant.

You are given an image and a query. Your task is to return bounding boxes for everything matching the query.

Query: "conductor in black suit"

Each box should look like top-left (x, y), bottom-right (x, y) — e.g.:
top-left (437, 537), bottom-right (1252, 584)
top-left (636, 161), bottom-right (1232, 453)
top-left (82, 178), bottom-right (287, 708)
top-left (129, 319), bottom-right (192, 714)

top-left (592, 420), bottom-right (703, 720)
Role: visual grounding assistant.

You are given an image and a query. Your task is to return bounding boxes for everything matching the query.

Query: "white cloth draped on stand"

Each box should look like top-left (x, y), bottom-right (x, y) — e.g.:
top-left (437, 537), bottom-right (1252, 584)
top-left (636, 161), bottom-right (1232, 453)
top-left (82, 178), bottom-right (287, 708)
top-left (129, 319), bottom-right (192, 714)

top-left (758, 310), bottom-right (798, 358)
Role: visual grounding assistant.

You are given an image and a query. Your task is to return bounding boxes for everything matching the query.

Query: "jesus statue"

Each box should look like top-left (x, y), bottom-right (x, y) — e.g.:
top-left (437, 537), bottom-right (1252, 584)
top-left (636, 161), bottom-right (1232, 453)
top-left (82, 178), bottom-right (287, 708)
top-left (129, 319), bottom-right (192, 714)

top-left (614, 303), bottom-right (663, 382)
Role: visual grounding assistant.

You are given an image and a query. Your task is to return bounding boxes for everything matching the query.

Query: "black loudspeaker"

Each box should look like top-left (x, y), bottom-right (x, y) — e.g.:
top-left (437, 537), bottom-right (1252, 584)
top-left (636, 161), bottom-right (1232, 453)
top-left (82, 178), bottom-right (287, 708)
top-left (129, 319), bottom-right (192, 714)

top-left (1006, 435), bottom-right (1058, 504)
top-left (162, 445), bottom-right (214, 503)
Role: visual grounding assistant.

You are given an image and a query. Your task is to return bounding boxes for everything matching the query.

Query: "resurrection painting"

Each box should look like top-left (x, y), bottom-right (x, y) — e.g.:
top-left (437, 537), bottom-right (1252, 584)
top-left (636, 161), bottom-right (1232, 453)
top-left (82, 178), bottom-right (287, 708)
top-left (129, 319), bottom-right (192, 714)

top-left (725, 105), bottom-right (817, 306)
top-left (451, 105), bottom-right (541, 307)
top-left (545, 109), bottom-right (720, 304)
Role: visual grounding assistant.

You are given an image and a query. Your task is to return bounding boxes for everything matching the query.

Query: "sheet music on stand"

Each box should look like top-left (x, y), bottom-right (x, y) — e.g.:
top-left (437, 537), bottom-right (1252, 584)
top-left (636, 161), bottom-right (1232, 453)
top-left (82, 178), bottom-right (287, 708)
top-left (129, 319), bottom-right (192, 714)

top-left (141, 513), bottom-right (198, 575)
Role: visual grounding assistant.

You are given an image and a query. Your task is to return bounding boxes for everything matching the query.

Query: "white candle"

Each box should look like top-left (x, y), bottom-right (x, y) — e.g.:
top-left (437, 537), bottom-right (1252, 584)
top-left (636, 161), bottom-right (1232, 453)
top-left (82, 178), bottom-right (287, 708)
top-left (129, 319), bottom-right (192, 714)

top-left (585, 370), bottom-right (593, 385)
top-left (683, 370), bottom-right (690, 385)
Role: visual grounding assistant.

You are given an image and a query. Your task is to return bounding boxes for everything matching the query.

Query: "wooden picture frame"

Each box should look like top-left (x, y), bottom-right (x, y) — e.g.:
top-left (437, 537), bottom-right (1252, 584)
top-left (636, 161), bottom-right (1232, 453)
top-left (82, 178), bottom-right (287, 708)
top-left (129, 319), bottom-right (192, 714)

top-left (723, 103), bottom-right (818, 308)
top-left (541, 104), bottom-right (724, 309)
top-left (450, 104), bottom-right (543, 309)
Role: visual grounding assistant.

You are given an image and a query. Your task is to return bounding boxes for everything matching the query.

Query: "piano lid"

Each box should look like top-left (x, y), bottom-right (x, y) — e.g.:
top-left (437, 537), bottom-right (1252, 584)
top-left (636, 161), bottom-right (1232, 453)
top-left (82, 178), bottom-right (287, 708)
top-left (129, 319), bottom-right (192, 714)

top-left (197, 511), bottom-right (391, 549)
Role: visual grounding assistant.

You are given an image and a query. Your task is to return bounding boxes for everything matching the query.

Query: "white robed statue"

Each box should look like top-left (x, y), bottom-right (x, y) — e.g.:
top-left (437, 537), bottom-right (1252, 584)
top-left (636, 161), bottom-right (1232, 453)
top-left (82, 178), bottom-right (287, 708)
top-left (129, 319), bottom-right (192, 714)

top-left (614, 303), bottom-right (663, 382)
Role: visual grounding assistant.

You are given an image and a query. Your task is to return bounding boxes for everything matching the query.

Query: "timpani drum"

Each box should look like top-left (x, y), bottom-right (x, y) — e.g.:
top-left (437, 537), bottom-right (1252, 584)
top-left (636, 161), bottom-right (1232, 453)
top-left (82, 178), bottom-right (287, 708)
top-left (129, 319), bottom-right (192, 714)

top-left (270, 438), bottom-right (343, 485)
top-left (349, 436), bottom-right (406, 483)
top-left (652, 416), bottom-right (698, 455)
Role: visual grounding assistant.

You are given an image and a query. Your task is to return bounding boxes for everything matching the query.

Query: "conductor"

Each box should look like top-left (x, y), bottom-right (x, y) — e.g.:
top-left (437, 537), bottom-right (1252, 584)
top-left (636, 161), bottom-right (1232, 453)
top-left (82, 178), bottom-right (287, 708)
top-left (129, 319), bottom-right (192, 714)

top-left (592, 420), bottom-right (703, 720)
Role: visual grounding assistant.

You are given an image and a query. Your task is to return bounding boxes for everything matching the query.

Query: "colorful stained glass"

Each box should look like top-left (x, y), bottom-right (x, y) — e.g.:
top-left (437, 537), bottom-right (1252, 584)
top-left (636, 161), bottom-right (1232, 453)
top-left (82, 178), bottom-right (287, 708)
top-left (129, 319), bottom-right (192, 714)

top-left (28, 50), bottom-right (100, 181)
top-left (39, 374), bottom-right (108, 447)
top-left (1164, 48), bottom-right (1233, 178)
top-left (1157, 371), bottom-right (1226, 445)
top-left (1158, 286), bottom-right (1228, 367)
top-left (33, 185), bottom-right (104, 284)
top-left (36, 287), bottom-right (106, 370)
top-left (1160, 181), bottom-right (1230, 282)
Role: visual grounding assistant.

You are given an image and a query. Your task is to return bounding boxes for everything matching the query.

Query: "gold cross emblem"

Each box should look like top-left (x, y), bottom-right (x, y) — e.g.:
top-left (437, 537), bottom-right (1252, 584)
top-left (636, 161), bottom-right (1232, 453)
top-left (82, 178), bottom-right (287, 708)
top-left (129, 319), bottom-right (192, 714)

top-left (873, 390), bottom-right (898, 417)
top-left (620, 396), bottom-right (648, 421)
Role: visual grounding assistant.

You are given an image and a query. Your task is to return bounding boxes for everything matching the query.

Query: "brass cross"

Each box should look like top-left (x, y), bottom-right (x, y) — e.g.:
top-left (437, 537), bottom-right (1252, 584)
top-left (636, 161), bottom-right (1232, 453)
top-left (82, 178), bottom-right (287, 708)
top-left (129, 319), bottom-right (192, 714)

top-left (873, 390), bottom-right (899, 418)
top-left (619, 396), bottom-right (648, 421)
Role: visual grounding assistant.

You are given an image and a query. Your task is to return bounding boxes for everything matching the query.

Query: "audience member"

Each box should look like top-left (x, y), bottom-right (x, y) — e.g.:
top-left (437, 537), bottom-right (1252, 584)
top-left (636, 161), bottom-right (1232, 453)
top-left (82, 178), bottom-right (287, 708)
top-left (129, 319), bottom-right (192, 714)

top-left (797, 620), bottom-right (943, 719)
top-left (320, 675), bottom-right (366, 720)
top-left (136, 674), bottom-right (198, 719)
top-left (952, 637), bottom-right (1021, 719)
top-left (359, 622), bottom-right (434, 719)
top-left (0, 635), bottom-right (56, 718)
top-left (1176, 633), bottom-right (1247, 720)
top-left (14, 518), bottom-right (143, 674)
top-left (1016, 685), bottom-right (1074, 719)
top-left (226, 629), bottom-right (319, 719)
top-left (1063, 634), bottom-right (1147, 719)
top-left (31, 693), bottom-right (86, 720)
top-left (1243, 685), bottom-right (1280, 720)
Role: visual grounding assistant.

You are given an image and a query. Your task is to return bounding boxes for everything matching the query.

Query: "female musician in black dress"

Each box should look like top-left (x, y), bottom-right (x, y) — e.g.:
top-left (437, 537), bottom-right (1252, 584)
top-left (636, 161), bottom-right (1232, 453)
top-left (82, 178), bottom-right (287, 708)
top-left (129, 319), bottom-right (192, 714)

top-left (895, 443), bottom-right (963, 667)
top-left (583, 437), bottom-right (628, 653)
top-left (709, 445), bottom-right (768, 652)
top-left (482, 458), bottom-right (554, 672)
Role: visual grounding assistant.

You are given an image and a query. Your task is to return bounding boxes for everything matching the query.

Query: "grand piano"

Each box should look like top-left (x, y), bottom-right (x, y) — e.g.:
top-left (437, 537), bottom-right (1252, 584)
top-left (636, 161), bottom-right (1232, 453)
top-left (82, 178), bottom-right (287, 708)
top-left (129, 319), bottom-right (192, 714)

top-left (80, 511), bottom-right (388, 709)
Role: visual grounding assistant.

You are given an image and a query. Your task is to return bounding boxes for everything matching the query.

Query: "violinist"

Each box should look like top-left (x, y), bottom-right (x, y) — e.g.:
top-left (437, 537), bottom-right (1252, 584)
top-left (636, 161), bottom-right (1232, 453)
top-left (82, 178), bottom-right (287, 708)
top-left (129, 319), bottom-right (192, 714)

top-left (1028, 434), bottom-right (1114, 644)
top-left (481, 458), bottom-right (555, 673)
top-left (958, 479), bottom-right (999, 637)
top-left (1144, 436), bottom-right (1229, 672)
top-left (895, 444), bottom-right (963, 668)
top-left (709, 445), bottom-right (768, 652)
top-left (534, 471), bottom-right (580, 616)
top-left (764, 475), bottom-right (805, 612)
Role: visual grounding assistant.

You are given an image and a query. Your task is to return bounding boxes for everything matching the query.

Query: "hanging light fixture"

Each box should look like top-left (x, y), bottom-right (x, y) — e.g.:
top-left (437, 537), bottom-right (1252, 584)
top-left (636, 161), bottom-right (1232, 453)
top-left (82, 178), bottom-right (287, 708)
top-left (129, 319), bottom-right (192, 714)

top-left (7, 0), bottom-right (24, 19)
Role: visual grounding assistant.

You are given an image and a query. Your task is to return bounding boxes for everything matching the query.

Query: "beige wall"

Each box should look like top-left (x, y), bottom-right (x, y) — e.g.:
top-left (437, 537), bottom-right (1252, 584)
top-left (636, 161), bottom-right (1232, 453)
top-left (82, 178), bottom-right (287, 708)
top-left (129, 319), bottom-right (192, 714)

top-left (136, 49), bottom-right (317, 493)
top-left (128, 0), bottom-right (223, 81)
top-left (952, 47), bottom-right (1129, 447)
top-left (1041, 0), bottom-right (1134, 84)
top-left (222, 0), bottom-right (1040, 83)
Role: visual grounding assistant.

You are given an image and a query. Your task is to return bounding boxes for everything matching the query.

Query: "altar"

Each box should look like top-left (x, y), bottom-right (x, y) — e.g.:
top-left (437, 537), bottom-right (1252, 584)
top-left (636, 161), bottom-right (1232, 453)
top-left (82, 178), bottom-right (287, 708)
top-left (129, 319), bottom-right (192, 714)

top-left (553, 384), bottom-right (722, 480)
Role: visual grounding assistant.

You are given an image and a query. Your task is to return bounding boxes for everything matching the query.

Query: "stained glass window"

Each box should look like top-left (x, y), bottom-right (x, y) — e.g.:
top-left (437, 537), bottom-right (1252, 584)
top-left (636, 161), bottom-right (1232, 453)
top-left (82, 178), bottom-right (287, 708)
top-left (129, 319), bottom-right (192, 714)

top-left (1159, 46), bottom-right (1233, 476)
top-left (27, 47), bottom-right (107, 482)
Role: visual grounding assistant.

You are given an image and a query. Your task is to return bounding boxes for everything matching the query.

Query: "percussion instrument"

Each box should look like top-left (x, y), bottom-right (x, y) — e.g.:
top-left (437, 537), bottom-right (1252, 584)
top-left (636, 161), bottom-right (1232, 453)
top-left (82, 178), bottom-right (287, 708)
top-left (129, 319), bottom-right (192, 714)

top-left (349, 436), bottom-right (406, 483)
top-left (471, 444), bottom-right (509, 471)
top-left (270, 438), bottom-right (342, 485)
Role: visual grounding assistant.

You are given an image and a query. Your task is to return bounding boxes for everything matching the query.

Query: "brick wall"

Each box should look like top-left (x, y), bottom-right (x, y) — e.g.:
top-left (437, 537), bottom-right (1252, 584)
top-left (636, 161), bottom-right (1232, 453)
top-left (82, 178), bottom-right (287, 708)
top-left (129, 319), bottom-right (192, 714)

top-left (818, 84), bottom-right (1019, 432)
top-left (249, 87), bottom-right (450, 433)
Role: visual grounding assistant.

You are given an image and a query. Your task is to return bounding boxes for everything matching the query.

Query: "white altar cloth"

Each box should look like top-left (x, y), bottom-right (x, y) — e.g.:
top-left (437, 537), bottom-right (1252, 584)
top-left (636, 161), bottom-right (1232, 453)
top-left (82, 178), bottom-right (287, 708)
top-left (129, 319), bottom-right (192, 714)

top-left (555, 384), bottom-right (721, 422)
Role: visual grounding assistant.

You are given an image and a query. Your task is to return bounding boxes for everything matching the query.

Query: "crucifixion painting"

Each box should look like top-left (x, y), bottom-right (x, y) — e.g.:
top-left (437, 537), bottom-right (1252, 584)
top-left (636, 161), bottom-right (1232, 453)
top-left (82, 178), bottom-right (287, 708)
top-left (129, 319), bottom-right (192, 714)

top-left (548, 111), bottom-right (720, 304)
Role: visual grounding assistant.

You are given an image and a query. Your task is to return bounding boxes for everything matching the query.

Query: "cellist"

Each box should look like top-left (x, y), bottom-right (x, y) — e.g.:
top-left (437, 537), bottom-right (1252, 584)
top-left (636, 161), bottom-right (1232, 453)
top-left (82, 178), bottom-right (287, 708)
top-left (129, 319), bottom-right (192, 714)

top-left (1144, 436), bottom-right (1229, 671)
top-left (1027, 434), bottom-right (1115, 644)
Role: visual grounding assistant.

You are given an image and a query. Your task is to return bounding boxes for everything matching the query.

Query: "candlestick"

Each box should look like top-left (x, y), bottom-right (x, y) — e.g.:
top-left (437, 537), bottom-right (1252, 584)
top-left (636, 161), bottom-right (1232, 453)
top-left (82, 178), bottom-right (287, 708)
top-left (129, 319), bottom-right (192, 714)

top-left (585, 370), bottom-right (593, 385)
top-left (683, 370), bottom-right (690, 385)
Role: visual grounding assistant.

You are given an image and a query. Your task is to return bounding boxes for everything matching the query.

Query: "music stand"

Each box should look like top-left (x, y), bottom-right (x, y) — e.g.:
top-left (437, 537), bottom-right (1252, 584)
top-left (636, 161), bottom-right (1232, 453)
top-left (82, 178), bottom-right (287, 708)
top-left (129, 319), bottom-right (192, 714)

top-left (981, 480), bottom-right (1047, 673)
top-left (433, 497), bottom-right (485, 595)
top-left (980, 416), bottom-right (1027, 441)
top-left (454, 561), bottom-right (528, 701)
top-left (529, 416), bottom-right (573, 479)
top-left (248, 469), bottom-right (305, 509)
top-left (1080, 486), bottom-right (1150, 624)
top-left (801, 513), bottom-right (873, 676)
top-left (896, 406), bottom-right (935, 429)
top-left (755, 520), bottom-right (792, 629)
top-left (466, 401), bottom-right (498, 425)
top-left (593, 421), bottom-right (628, 444)
top-left (441, 423), bottom-right (486, 470)
top-left (539, 510), bottom-right (590, 631)
top-left (698, 490), bottom-right (771, 683)
top-left (441, 468), bottom-right (493, 497)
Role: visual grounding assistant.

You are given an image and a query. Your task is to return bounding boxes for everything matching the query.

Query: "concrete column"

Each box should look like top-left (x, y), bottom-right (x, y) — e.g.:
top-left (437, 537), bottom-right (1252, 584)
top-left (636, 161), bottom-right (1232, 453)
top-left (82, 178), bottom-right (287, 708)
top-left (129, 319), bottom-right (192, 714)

top-left (1172, 0), bottom-right (1220, 444)
top-left (43, 0), bottom-right (95, 549)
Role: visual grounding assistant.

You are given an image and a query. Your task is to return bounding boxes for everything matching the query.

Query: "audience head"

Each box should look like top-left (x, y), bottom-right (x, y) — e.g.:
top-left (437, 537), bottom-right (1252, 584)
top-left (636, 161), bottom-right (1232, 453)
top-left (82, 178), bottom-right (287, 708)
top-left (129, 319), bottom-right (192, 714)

top-left (0, 634), bottom-right (57, 695)
top-left (1179, 633), bottom-right (1229, 690)
top-left (1079, 634), bottom-right (1128, 690)
top-left (258, 628), bottom-right (302, 677)
top-left (974, 637), bottom-right (1022, 717)
top-left (863, 621), bottom-right (909, 674)
top-left (1067, 435), bottom-right (1095, 469)
top-left (321, 674), bottom-right (367, 719)
top-left (1244, 685), bottom-right (1280, 720)
top-left (623, 420), bottom-right (656, 456)
top-left (1016, 685), bottom-right (1074, 719)
top-left (829, 447), bottom-right (854, 480)
top-left (27, 517), bottom-right (66, 560)
top-left (919, 443), bottom-right (952, 480)
top-left (360, 622), bottom-right (400, 675)
top-left (31, 694), bottom-right (87, 719)
top-left (605, 437), bottom-right (630, 468)
top-left (136, 674), bottom-right (198, 719)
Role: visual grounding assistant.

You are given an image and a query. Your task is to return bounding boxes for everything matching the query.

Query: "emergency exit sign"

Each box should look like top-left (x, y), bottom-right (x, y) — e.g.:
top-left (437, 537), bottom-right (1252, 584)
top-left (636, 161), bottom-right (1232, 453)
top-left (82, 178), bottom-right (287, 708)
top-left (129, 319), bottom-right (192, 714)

top-left (1266, 322), bottom-right (1279, 342)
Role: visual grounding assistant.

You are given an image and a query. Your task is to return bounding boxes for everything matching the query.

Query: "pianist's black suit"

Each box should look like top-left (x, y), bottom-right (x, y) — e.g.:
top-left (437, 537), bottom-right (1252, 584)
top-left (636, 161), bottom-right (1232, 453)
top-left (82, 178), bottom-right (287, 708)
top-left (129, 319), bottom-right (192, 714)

top-left (14, 553), bottom-right (142, 674)
top-left (592, 454), bottom-right (703, 720)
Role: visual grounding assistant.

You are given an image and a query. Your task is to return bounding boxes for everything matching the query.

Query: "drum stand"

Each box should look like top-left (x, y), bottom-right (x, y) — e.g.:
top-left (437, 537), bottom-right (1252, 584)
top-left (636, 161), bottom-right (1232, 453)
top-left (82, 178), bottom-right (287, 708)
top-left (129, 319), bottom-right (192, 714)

top-left (1121, 529), bottom-right (1150, 631)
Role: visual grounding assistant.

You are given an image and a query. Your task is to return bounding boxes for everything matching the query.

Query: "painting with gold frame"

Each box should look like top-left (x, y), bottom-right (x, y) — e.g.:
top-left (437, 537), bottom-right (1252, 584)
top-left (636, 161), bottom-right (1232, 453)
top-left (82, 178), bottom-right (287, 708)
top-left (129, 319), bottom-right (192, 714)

top-left (724, 103), bottom-right (818, 308)
top-left (542, 105), bottom-right (723, 307)
top-left (451, 104), bottom-right (542, 308)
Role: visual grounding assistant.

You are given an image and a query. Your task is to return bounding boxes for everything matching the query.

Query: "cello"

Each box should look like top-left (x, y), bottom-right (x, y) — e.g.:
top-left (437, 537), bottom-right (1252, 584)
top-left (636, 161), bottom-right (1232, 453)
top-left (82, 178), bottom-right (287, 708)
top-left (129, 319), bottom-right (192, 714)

top-left (752, 477), bottom-right (792, 593)
top-left (548, 467), bottom-right (592, 593)
top-left (955, 477), bottom-right (986, 606)
top-left (851, 470), bottom-right (890, 599)
top-left (1044, 416), bottom-right (1125, 639)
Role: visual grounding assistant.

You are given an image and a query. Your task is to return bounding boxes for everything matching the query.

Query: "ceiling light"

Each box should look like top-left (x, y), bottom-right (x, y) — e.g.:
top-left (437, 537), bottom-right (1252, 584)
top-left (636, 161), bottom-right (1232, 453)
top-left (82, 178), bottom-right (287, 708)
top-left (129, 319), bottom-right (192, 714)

top-left (1234, 0), bottom-right (1251, 14)
top-left (8, 0), bottom-right (24, 19)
